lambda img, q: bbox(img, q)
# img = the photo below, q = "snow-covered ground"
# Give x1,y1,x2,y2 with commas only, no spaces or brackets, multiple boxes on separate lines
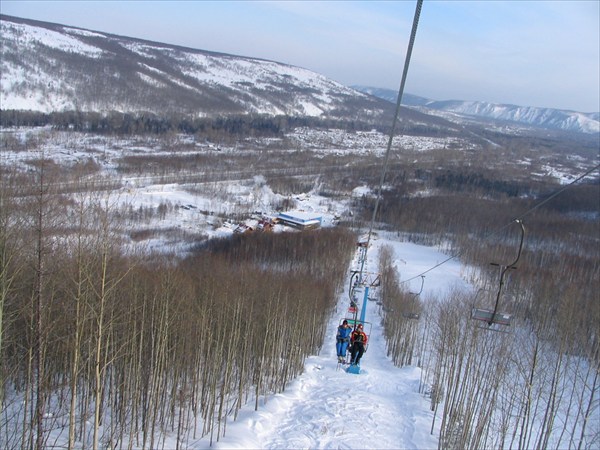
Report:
2,126,593,191
2,126,597,448
3,148,472,448
167,234,467,449
3,126,474,447
125,175,472,449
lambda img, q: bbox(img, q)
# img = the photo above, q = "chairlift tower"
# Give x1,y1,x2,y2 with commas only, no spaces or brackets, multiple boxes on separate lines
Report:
342,0,423,372
350,236,380,327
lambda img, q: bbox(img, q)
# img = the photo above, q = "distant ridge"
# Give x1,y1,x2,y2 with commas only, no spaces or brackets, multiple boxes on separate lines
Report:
352,85,599,135
350,86,431,107
2,13,597,135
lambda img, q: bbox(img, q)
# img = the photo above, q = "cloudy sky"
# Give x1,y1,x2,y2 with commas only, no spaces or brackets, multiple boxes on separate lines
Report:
2,0,598,112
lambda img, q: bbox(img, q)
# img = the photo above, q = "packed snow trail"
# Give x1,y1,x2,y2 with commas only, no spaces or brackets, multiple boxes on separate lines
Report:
208,236,452,450
212,299,438,449
242,320,437,449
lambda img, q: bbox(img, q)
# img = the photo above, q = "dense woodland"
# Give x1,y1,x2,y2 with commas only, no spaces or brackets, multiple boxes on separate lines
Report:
0,110,384,138
1,122,599,449
0,175,356,448
372,173,598,449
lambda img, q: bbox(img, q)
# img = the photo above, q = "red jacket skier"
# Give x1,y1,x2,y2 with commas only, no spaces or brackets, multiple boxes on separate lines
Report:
350,324,368,365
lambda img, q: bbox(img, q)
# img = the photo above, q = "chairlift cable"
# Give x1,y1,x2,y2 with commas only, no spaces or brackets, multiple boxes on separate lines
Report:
358,0,424,283
343,1,423,373
399,162,600,285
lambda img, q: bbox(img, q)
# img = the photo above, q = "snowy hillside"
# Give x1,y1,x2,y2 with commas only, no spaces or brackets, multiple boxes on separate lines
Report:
1,121,598,449
353,85,600,135
0,123,489,449
211,236,466,449
5,13,597,137
0,14,393,121
425,100,600,134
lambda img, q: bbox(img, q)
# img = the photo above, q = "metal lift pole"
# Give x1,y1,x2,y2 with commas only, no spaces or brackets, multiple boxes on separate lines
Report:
360,286,369,325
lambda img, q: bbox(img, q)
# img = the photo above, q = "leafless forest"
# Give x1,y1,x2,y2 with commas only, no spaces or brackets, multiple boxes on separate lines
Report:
1,123,598,449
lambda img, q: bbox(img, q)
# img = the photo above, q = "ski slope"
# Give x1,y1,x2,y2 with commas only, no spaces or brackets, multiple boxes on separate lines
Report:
196,234,472,450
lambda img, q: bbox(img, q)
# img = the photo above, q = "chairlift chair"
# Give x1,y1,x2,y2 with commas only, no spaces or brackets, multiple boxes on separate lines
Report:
336,318,372,367
337,319,372,346
471,308,511,326
472,220,525,331
403,312,421,320
402,275,424,320
342,318,372,374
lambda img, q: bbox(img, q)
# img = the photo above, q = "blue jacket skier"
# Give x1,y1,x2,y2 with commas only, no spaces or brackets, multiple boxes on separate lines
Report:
336,320,352,362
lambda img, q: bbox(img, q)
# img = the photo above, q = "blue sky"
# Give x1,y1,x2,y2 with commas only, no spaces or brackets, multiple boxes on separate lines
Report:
2,0,599,112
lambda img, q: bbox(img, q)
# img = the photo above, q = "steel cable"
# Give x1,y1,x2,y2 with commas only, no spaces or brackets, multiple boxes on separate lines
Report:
358,0,424,281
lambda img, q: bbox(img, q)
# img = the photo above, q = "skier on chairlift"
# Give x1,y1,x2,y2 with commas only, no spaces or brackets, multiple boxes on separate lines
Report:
350,323,368,365
336,320,352,363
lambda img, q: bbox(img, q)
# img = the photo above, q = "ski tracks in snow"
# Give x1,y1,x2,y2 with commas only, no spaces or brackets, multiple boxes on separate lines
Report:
213,238,440,449
257,309,434,449
214,301,437,449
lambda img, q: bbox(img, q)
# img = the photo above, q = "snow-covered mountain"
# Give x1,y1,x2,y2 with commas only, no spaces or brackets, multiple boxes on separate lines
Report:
353,85,600,135
3,13,597,137
351,86,431,107
0,14,399,122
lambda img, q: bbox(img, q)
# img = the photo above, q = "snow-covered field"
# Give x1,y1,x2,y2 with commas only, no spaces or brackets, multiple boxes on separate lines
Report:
1,126,481,449
111,175,475,449
2,125,598,449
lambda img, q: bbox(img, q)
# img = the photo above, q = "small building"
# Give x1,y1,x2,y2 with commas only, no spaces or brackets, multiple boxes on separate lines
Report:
233,224,253,234
277,211,322,230
257,217,275,232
